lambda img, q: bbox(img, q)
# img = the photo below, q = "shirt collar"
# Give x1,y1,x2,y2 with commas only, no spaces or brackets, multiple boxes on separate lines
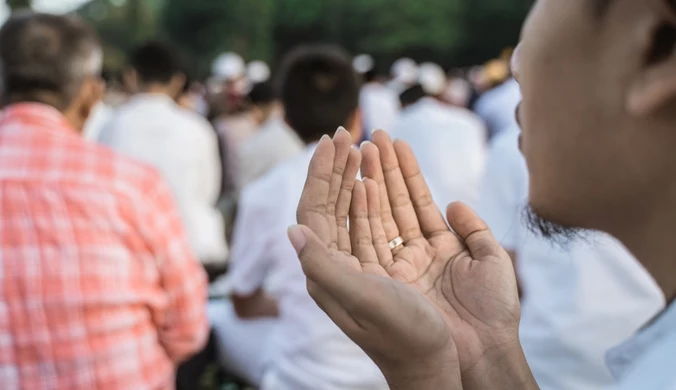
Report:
1,102,75,133
606,300,676,380
128,92,177,107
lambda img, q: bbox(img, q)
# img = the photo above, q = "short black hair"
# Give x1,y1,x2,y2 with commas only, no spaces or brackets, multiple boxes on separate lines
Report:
0,12,101,110
248,81,276,106
129,40,184,85
399,84,427,107
278,44,360,143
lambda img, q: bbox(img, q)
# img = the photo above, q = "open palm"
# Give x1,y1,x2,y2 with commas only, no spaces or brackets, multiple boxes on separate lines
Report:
292,130,521,388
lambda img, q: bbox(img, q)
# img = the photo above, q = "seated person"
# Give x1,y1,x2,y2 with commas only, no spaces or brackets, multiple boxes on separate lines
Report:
236,81,304,190
99,41,228,266
208,45,387,390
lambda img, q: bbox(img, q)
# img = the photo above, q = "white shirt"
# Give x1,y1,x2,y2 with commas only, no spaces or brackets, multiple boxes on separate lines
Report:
478,129,665,390
390,97,487,209
83,101,113,142
229,145,386,390
237,115,304,190
99,93,228,265
360,82,401,133
607,302,676,389
474,78,521,139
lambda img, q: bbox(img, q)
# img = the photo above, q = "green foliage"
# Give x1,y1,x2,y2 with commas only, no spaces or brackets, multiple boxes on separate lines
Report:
7,0,31,10
81,0,532,79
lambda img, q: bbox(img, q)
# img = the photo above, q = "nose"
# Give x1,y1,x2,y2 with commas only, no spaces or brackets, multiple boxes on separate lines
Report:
511,44,522,83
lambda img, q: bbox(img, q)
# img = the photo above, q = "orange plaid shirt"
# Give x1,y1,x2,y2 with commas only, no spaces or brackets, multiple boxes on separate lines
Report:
0,103,209,389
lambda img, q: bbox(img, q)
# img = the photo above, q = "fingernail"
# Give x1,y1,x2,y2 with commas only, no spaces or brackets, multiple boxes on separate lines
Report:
360,140,372,148
320,134,331,142
337,126,347,133
287,225,307,254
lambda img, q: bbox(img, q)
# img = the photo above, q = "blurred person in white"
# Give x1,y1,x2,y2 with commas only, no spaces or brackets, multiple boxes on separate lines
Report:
208,44,386,390
99,41,227,266
387,57,418,94
391,62,486,210
212,53,258,157
236,81,303,190
474,62,521,140
355,54,400,134
477,128,664,390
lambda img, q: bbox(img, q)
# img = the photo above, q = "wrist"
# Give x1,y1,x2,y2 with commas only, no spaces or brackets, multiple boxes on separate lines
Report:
380,350,462,390
462,339,539,390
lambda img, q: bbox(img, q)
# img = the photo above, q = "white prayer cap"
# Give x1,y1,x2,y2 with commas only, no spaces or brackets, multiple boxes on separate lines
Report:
212,52,246,80
391,58,418,85
353,54,375,74
418,62,447,96
247,60,271,83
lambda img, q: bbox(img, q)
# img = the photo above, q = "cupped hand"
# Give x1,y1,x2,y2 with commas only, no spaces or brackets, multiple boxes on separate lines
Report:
291,129,526,389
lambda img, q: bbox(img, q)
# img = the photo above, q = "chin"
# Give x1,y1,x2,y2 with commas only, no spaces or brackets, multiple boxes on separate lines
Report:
526,197,586,244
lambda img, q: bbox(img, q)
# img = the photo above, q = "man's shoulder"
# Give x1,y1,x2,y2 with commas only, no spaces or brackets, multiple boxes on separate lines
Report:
241,147,311,211
81,140,166,197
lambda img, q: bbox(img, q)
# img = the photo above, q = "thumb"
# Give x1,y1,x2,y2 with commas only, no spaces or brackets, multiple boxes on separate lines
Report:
446,202,503,259
288,224,368,309
288,224,337,284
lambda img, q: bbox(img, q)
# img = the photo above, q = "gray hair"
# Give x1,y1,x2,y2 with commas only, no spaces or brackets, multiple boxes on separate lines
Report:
0,12,102,110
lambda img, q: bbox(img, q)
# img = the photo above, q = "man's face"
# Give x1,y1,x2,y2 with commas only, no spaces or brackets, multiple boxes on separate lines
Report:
515,0,676,234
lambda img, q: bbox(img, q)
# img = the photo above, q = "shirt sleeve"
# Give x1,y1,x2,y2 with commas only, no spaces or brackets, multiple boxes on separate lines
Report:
227,184,275,296
140,172,209,364
476,132,527,250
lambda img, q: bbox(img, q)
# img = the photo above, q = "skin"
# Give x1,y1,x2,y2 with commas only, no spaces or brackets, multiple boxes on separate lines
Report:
42,76,104,133
291,0,676,388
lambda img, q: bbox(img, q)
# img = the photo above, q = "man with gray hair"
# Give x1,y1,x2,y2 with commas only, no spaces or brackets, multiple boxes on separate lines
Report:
0,12,209,389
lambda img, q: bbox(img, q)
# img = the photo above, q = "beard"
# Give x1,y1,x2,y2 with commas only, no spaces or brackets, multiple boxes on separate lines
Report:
523,205,587,245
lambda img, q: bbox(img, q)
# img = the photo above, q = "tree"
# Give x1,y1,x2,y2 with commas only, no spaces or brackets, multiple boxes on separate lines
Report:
7,0,31,10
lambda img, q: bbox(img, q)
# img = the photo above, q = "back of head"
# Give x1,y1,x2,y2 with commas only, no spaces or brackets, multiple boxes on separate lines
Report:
248,81,276,107
278,44,360,143
0,12,102,111
400,84,427,108
129,41,185,88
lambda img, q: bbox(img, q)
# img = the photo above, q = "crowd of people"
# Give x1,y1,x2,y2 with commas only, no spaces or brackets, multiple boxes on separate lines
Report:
0,3,673,390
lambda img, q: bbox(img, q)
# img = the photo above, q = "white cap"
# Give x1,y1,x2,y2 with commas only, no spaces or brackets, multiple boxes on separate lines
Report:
212,52,246,80
418,62,447,96
247,60,271,83
353,54,375,74
391,58,418,85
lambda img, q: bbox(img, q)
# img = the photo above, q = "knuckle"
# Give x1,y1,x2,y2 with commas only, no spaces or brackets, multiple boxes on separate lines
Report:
412,193,434,209
391,192,412,208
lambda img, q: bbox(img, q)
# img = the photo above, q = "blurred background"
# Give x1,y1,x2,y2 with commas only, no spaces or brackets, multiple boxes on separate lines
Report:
2,0,531,80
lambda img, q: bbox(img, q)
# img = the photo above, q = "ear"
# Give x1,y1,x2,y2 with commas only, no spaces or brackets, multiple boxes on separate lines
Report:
80,78,105,120
168,73,187,100
626,1,676,116
123,68,138,93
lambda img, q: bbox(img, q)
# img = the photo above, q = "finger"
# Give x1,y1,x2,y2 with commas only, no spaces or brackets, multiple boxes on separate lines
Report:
327,128,354,249
349,180,380,266
297,135,335,245
360,140,400,241
364,178,395,269
371,130,423,241
336,147,362,253
446,202,504,260
393,140,449,238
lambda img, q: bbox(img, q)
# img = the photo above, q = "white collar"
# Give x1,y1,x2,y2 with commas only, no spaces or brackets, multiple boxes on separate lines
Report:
606,300,674,380
128,93,176,107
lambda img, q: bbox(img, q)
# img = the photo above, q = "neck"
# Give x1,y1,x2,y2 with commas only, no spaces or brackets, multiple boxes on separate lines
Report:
139,85,175,99
612,196,676,301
